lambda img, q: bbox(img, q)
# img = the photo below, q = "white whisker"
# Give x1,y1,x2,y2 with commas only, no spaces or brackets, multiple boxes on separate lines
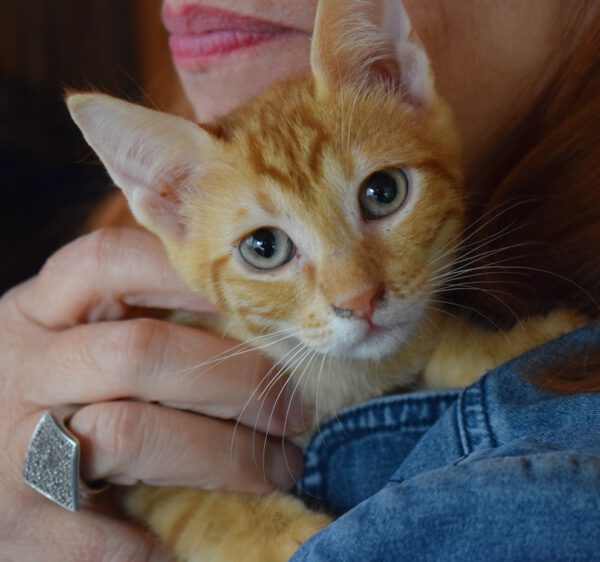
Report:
279,349,321,481
161,328,296,381
228,339,306,470
261,345,315,479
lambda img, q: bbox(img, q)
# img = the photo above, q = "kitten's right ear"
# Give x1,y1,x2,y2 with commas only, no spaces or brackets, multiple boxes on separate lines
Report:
311,0,434,108
67,93,213,243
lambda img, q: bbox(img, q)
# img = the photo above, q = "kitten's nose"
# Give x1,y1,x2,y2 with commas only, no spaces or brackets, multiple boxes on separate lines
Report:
332,284,384,321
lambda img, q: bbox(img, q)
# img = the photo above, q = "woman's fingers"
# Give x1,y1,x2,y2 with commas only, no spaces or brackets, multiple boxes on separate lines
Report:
14,228,215,329
6,498,171,562
27,319,305,436
69,401,303,494
4,224,305,508
1,224,305,559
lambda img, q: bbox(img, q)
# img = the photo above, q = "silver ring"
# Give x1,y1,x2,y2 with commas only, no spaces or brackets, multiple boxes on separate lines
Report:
23,409,108,511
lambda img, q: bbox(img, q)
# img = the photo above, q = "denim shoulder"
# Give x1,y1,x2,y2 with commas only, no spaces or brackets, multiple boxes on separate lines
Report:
293,321,600,561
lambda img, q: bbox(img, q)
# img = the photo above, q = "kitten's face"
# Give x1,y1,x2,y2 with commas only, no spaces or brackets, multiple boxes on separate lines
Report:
174,81,463,360
68,0,464,362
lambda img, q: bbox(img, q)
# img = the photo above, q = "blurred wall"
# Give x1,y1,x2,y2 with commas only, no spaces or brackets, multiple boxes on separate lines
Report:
0,0,170,293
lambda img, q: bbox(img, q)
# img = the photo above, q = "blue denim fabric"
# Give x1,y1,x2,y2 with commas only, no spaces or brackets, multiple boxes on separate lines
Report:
292,322,600,561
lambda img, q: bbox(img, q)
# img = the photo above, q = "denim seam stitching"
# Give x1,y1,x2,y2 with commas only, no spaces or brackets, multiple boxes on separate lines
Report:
334,391,460,419
457,391,472,455
479,376,498,449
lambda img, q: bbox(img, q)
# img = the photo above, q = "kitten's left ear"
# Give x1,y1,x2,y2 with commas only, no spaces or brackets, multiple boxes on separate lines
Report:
67,93,214,243
311,0,434,107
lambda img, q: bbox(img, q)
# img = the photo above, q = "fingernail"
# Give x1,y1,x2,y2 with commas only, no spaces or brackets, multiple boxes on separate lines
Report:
267,444,304,490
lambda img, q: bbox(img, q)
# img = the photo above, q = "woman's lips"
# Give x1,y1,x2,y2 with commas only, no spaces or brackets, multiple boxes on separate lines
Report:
162,4,300,69
168,29,295,68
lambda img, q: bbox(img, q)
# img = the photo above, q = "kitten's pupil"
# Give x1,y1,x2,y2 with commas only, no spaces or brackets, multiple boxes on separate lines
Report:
366,172,397,204
359,168,409,219
249,228,276,258
240,227,295,270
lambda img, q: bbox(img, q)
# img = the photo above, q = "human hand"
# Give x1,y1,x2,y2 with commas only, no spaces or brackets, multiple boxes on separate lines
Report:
1,227,304,561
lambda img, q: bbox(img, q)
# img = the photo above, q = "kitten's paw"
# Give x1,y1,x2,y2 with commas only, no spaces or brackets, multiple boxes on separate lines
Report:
531,308,588,339
422,309,589,390
125,485,332,562
261,507,333,562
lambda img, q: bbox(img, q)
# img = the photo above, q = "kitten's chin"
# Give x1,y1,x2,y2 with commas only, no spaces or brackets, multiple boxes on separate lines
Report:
322,323,415,361
323,299,428,361
348,324,414,360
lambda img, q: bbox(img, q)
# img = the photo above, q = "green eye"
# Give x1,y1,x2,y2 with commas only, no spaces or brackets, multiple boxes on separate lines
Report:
239,227,295,270
359,168,409,220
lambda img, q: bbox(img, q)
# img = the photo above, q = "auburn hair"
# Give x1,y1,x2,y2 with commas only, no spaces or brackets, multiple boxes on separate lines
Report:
454,3,600,391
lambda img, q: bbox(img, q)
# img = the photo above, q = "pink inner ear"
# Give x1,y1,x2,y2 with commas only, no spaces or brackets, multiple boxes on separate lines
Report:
149,171,190,205
132,188,188,242
114,159,195,243
106,145,199,243
115,165,185,205
311,0,433,107
373,58,403,93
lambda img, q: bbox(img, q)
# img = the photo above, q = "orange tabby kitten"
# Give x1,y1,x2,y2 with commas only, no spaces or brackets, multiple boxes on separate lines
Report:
67,0,583,559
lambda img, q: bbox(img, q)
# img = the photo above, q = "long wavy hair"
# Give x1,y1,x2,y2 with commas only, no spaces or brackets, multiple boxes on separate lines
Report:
453,2,600,391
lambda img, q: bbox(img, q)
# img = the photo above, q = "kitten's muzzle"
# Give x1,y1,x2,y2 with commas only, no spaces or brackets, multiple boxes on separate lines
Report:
331,284,385,322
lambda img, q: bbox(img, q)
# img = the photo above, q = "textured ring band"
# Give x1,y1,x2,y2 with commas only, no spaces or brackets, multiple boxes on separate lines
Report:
23,409,108,511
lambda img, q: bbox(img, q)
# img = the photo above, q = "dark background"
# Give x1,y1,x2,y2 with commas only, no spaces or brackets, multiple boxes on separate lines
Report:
0,0,170,293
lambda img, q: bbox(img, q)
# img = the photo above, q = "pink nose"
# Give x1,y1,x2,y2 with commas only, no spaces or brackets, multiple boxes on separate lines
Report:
332,284,384,320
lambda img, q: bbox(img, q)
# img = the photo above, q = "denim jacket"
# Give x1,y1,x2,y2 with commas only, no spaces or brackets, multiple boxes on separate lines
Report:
292,322,600,561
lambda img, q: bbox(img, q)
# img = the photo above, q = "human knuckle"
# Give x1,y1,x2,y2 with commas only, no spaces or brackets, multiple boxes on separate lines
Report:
0,319,49,400
45,230,102,272
37,247,71,286
37,229,117,287
84,227,125,264
120,319,169,369
57,329,103,376
86,403,145,464
0,284,21,312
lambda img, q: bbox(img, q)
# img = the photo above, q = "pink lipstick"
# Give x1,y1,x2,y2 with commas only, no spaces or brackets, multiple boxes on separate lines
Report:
162,4,300,70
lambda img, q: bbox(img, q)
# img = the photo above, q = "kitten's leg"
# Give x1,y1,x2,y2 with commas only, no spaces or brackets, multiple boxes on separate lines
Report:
125,485,332,562
423,309,587,389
